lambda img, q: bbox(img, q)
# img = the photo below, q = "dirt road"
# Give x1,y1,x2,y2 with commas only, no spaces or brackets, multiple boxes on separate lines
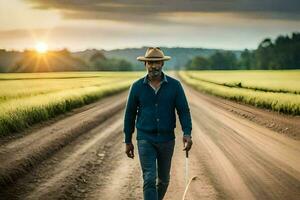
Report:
0,75,299,200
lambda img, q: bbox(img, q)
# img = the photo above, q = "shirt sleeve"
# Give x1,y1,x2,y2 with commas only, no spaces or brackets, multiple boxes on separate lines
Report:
175,81,192,136
123,83,138,143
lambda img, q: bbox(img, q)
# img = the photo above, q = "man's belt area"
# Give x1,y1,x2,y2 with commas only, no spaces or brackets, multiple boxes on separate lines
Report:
139,128,174,134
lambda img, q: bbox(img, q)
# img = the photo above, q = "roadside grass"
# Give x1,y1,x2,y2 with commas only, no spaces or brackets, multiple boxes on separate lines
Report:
183,70,300,94
0,71,144,136
179,70,300,115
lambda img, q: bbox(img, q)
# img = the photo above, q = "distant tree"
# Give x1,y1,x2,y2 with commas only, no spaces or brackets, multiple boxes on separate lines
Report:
255,38,275,69
58,48,71,57
90,52,106,62
238,49,254,69
118,59,133,71
90,53,133,71
291,33,300,68
186,51,237,70
185,56,210,70
210,51,237,69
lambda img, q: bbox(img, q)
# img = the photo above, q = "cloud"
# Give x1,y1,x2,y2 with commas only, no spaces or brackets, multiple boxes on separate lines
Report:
1,1,299,50
1,19,298,51
24,0,300,24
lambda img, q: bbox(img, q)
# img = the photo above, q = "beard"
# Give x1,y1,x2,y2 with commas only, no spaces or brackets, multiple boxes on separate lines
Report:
149,68,161,78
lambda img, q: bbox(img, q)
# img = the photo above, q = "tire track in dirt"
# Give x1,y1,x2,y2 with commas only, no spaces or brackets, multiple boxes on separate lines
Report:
88,137,143,200
0,110,125,199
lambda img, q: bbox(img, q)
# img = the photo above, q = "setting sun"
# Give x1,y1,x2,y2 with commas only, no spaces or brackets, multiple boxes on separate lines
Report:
35,42,48,54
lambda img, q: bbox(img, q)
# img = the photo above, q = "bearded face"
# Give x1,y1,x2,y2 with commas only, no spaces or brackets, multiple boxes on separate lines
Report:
145,61,164,78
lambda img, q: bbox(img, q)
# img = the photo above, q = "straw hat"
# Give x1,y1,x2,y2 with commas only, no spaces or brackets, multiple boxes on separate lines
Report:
137,47,171,61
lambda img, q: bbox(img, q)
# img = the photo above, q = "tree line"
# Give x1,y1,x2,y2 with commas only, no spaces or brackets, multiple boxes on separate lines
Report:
89,52,132,71
186,32,300,70
0,49,133,72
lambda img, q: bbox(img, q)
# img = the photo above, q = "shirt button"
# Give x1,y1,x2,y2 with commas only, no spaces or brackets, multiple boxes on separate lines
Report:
157,118,160,122
155,103,158,106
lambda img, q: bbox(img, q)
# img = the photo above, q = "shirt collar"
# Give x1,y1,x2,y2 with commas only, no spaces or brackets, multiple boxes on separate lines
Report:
143,71,168,84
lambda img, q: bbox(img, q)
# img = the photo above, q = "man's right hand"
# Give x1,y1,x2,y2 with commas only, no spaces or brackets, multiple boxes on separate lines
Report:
183,135,193,152
125,143,134,159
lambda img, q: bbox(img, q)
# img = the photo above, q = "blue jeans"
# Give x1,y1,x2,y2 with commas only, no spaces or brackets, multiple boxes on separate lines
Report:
137,139,175,200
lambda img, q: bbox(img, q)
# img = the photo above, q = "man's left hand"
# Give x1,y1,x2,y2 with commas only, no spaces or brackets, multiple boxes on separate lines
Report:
183,135,193,152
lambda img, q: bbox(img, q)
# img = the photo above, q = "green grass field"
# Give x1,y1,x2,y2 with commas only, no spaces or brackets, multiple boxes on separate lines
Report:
0,71,144,136
179,70,300,115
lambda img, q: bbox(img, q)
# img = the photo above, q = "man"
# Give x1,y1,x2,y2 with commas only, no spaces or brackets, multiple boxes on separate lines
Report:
123,47,193,200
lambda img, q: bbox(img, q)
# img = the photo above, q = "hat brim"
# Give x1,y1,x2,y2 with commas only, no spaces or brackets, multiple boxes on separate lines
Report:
137,56,171,61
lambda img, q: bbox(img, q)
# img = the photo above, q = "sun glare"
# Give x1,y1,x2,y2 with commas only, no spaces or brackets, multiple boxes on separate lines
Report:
35,42,48,54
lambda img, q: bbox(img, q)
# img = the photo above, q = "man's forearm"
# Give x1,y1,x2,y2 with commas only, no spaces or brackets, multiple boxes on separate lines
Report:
176,82,192,137
123,116,135,143
179,110,192,136
124,131,133,144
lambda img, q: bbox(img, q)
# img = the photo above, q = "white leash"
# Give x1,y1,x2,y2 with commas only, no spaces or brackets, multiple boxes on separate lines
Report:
185,150,189,186
182,147,198,200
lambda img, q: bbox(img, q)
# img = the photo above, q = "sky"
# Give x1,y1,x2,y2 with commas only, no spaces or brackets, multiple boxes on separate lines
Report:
0,0,299,51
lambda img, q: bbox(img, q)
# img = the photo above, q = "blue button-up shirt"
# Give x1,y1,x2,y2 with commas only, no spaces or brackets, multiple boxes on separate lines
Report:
123,71,192,143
